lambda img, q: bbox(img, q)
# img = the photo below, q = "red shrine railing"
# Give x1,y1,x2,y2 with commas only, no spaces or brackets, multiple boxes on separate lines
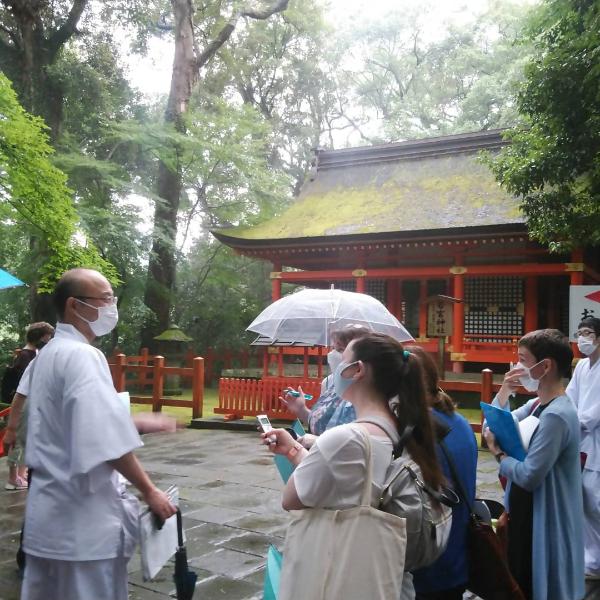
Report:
216,369,534,431
217,377,322,420
108,353,205,418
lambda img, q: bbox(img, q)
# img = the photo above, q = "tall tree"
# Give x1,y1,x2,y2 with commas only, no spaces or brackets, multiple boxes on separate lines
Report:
338,0,532,142
141,0,290,348
0,72,118,293
488,0,600,252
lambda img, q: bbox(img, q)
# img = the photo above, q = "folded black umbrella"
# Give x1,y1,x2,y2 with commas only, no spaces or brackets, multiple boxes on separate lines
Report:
173,509,197,600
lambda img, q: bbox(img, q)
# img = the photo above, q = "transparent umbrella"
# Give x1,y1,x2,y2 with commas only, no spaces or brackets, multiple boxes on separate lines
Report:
247,288,413,346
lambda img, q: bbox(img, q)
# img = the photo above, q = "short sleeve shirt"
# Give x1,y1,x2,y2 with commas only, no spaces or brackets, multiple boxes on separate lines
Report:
294,423,393,509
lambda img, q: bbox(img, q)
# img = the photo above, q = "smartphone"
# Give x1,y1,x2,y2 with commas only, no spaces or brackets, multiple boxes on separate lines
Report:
257,414,277,444
283,388,313,401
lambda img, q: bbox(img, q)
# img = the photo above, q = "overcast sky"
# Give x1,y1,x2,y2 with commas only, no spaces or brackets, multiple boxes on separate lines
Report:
125,0,536,99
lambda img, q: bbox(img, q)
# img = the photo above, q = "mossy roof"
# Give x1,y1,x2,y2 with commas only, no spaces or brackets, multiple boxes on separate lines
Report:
213,130,523,243
153,325,193,342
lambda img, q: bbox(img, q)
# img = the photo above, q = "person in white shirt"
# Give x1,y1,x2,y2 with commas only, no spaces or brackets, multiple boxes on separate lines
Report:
566,316,600,581
261,333,445,599
20,268,176,600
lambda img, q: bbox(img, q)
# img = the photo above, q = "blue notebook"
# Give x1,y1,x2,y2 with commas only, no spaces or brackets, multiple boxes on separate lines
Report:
480,402,527,461
273,419,306,483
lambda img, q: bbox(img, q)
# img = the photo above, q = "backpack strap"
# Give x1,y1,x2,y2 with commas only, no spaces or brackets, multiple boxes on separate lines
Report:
355,415,413,456
438,440,473,513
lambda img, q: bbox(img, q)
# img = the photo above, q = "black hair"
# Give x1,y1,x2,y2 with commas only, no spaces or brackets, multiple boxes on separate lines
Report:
350,333,444,491
406,345,456,415
518,329,573,379
578,316,600,337
26,322,54,345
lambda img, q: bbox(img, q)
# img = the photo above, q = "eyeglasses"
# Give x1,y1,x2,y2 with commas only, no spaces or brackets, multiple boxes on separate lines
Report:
576,329,595,338
75,295,118,305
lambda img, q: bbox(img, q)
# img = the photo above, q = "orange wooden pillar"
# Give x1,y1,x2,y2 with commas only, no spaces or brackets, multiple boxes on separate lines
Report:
271,262,282,301
418,280,428,339
152,356,164,412
354,269,366,293
570,249,585,357
524,276,538,333
191,357,204,418
451,262,465,373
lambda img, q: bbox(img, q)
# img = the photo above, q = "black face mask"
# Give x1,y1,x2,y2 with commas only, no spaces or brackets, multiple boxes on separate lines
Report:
37,341,47,350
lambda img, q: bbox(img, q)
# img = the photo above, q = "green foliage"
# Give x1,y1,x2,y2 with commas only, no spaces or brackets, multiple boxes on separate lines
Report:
488,0,600,251
175,238,272,351
0,73,118,291
339,0,533,142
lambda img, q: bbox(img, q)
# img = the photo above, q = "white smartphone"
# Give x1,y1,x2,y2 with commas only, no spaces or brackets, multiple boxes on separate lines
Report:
257,414,276,444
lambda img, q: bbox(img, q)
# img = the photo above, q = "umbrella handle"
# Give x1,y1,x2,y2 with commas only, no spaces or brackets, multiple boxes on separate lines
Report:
176,508,184,547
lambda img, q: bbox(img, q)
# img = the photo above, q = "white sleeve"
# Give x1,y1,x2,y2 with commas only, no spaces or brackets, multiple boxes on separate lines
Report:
565,361,582,410
64,347,141,476
16,359,34,396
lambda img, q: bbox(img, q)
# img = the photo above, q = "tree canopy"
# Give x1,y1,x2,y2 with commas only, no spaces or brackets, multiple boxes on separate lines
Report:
489,0,600,252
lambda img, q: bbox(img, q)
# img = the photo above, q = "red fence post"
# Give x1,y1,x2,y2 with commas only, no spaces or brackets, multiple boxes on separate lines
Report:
191,357,204,419
139,348,149,388
114,354,126,392
152,356,164,412
480,368,494,447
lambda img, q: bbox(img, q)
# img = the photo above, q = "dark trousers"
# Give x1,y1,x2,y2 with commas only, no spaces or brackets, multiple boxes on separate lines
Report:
416,587,466,600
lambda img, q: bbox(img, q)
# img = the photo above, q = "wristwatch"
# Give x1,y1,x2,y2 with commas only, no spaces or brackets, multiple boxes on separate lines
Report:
494,451,506,464
286,443,302,460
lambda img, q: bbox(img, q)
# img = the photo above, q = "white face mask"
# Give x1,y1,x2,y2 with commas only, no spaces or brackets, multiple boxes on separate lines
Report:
577,336,597,356
75,299,119,337
327,349,343,374
515,360,545,392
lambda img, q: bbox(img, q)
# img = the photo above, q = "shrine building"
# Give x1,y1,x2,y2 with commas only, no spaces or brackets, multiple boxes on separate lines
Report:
212,130,600,373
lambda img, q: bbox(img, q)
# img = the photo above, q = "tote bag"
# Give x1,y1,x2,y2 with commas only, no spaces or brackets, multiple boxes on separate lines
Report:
279,429,407,600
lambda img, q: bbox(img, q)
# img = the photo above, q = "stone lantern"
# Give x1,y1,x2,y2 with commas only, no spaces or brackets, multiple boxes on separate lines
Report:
153,324,193,395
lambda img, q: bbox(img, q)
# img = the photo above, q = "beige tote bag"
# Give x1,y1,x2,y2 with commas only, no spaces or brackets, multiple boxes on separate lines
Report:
279,428,407,600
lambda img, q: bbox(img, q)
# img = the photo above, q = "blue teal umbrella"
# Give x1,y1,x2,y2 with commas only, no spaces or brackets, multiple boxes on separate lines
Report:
0,269,24,290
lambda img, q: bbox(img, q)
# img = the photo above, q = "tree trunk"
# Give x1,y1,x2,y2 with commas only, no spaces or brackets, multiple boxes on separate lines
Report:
141,0,197,350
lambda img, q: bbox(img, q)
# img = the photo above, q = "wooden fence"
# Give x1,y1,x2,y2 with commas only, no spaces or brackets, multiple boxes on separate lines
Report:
109,353,205,418
217,369,532,431
217,377,323,420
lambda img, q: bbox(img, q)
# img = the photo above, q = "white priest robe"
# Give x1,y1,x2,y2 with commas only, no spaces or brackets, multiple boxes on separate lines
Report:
21,322,142,600
567,357,600,576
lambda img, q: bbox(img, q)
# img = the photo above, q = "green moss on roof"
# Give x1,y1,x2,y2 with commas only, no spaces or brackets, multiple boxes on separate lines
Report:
153,325,193,342
219,151,523,240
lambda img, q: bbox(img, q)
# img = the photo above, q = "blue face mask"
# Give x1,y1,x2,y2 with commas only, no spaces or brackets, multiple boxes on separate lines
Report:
333,360,359,398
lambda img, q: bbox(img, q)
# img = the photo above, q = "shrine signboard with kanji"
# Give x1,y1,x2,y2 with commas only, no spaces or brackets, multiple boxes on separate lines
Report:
427,299,453,337
569,286,600,341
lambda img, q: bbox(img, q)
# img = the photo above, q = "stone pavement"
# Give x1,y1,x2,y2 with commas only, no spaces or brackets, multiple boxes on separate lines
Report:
0,428,504,600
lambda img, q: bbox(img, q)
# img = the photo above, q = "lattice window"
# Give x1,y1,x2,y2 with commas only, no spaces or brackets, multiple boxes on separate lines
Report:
465,277,524,343
366,279,387,304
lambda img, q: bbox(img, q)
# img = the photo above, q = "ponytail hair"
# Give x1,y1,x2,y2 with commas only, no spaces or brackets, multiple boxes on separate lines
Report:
350,333,445,492
405,345,456,415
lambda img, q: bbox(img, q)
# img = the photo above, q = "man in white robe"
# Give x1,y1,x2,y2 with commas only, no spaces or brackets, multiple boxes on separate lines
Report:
21,268,176,600
567,316,600,588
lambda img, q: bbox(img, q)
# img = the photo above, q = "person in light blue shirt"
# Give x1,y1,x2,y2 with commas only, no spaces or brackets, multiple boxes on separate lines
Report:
484,329,584,600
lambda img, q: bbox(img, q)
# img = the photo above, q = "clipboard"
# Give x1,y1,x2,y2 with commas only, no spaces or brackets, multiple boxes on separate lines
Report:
139,485,180,580
273,419,306,483
481,403,530,461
